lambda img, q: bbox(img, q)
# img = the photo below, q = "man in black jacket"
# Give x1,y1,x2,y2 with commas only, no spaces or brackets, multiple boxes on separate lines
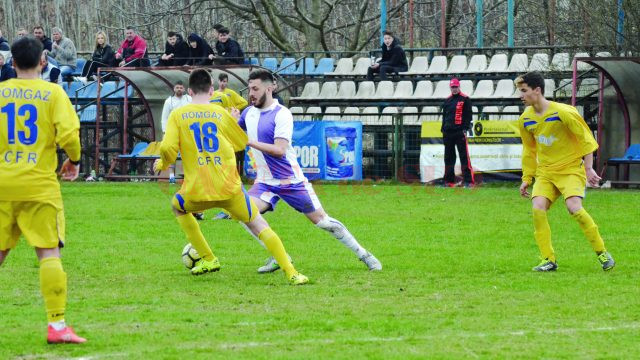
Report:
215,28,244,65
33,26,53,52
159,32,190,66
366,30,408,81
440,78,474,187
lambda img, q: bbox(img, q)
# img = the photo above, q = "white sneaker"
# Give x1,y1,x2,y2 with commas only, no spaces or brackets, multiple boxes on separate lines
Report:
75,76,88,85
257,255,293,274
359,252,382,271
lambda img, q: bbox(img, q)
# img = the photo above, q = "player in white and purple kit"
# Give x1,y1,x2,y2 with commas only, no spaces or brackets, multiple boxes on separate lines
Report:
234,69,381,273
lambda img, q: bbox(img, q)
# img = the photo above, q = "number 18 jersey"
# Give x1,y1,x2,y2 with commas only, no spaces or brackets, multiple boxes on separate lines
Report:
0,78,80,201
161,103,248,201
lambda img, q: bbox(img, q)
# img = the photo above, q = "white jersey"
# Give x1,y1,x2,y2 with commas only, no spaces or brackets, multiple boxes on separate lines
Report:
161,94,192,133
239,101,307,186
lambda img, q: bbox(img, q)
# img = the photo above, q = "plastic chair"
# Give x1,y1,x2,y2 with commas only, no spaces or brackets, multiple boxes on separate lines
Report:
419,106,440,122
528,53,550,72
261,58,278,72
305,106,322,121
473,80,494,98
446,55,468,73
361,107,380,125
550,53,570,71
374,81,394,98
401,107,420,125
295,82,320,99
341,107,360,121
465,54,488,73
119,142,149,158
400,56,428,75
426,56,448,74
317,81,338,98
412,80,433,99
393,81,414,98
323,107,342,121
78,105,97,122
459,80,474,97
484,54,508,73
354,81,376,99
351,57,372,76
277,57,296,75
431,80,451,98
71,58,87,76
312,58,334,75
336,81,356,98
507,53,528,72
500,106,521,120
294,58,316,75
327,58,353,75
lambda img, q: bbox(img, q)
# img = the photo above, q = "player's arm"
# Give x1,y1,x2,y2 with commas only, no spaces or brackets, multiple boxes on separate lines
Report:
156,113,179,171
519,119,537,197
231,90,248,110
54,91,81,180
218,110,248,152
563,107,599,156
248,138,288,157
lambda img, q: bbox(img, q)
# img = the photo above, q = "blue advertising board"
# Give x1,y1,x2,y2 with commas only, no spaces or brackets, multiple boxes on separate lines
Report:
244,121,362,181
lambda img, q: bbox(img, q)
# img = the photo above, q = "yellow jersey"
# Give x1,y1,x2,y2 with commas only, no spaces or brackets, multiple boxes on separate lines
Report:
220,88,248,111
209,91,232,111
158,103,247,201
519,101,598,183
0,78,80,201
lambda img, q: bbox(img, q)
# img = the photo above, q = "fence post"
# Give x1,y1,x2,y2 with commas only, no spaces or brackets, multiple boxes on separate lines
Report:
393,113,404,182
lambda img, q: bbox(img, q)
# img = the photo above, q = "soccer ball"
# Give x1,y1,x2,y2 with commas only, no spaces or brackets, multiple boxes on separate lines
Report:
181,243,201,269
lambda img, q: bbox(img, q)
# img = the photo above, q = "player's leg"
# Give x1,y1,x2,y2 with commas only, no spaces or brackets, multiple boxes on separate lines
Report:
442,133,457,186
560,171,614,270
17,200,86,343
0,201,18,266
171,194,219,275
455,132,474,186
530,177,560,271
224,190,307,284
0,249,9,265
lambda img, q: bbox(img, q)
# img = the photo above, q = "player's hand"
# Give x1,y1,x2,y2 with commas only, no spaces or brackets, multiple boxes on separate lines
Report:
230,107,240,119
519,181,530,198
153,159,164,173
59,159,79,181
586,168,601,188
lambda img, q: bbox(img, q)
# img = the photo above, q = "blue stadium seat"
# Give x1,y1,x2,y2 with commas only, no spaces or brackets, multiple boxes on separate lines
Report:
65,81,84,97
293,58,316,75
118,142,149,158
277,57,296,75
80,82,98,99
310,58,334,75
71,58,86,76
261,58,278,72
249,57,259,66
78,105,96,123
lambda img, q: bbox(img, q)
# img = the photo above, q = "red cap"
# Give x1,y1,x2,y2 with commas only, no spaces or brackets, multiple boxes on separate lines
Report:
449,78,460,87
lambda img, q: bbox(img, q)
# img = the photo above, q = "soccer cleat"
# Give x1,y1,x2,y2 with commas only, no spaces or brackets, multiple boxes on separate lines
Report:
532,259,558,272
192,212,205,221
597,251,615,271
288,272,309,285
47,325,87,344
359,252,382,271
257,256,280,273
191,258,221,275
212,211,231,220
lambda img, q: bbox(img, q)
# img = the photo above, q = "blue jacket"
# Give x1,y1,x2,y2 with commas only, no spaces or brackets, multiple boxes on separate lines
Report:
0,63,16,82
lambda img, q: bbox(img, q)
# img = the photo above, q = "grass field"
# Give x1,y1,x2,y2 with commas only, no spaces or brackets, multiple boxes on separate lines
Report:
1,182,638,359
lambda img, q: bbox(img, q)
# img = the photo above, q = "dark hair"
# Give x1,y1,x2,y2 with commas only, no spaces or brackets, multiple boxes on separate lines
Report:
189,69,212,94
218,73,228,81
32,25,44,32
11,36,43,69
248,69,274,84
167,31,177,38
218,28,230,35
213,24,224,31
126,26,135,31
175,80,184,86
383,30,394,37
515,71,545,94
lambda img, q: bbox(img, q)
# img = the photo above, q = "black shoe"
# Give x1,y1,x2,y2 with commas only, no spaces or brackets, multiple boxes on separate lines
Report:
193,212,205,221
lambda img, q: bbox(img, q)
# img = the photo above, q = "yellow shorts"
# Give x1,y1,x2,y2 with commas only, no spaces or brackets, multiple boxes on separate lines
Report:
171,189,258,223
532,164,587,203
0,199,65,251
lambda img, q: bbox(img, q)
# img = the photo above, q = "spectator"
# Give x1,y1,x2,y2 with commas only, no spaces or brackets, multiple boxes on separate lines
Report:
440,78,474,187
16,28,28,38
40,53,62,84
366,30,408,81
0,53,16,82
186,33,214,66
160,81,192,134
115,26,149,67
33,26,53,52
80,30,116,82
49,27,77,80
215,28,244,65
0,30,9,51
159,32,190,66
272,78,284,105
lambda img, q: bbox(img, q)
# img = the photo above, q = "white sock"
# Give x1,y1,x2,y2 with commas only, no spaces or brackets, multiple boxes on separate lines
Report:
49,320,66,330
239,222,266,249
316,216,367,258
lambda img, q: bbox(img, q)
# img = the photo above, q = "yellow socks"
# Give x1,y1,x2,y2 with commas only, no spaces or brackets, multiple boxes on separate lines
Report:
39,257,67,323
533,208,555,262
258,227,295,277
176,213,215,261
572,208,606,253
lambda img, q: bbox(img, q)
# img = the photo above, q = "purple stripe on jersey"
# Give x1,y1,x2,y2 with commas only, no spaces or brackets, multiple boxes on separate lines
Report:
238,107,249,131
257,105,295,179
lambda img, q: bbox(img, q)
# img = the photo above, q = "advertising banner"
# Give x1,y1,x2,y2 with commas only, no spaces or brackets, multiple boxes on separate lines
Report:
420,120,523,183
245,121,362,181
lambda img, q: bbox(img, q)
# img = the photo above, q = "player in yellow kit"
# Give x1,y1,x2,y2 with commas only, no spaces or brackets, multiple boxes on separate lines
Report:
515,71,614,272
209,73,248,112
0,36,86,343
154,68,308,285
